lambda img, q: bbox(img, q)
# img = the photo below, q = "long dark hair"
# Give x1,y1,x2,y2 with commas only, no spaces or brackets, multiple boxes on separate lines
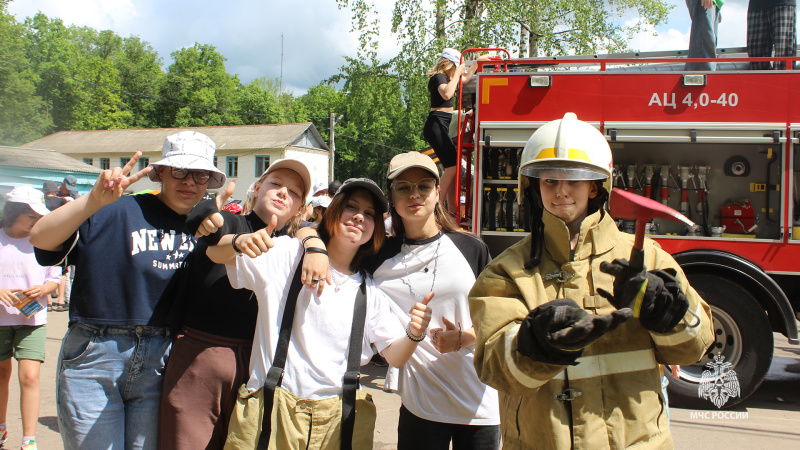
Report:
524,179,608,269
0,202,34,229
318,188,386,272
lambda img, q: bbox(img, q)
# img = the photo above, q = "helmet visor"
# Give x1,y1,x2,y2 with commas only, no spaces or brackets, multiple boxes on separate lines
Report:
520,162,608,181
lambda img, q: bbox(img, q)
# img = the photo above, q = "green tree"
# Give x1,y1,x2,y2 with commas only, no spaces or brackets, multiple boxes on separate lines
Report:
296,83,345,141
113,36,166,128
23,12,132,132
158,43,242,127
327,57,423,184
0,1,51,145
234,77,282,125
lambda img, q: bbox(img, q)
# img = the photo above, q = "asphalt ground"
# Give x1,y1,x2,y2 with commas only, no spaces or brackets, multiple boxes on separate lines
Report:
6,312,799,449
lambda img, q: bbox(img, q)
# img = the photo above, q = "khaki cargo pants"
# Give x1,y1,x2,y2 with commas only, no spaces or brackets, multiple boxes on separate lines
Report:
224,384,377,450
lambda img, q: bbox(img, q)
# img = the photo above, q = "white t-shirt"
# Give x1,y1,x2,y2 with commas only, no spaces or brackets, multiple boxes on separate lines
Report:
227,236,404,399
0,229,61,326
371,231,500,426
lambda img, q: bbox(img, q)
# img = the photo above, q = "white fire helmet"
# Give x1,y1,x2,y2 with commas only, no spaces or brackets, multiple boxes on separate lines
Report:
517,112,613,203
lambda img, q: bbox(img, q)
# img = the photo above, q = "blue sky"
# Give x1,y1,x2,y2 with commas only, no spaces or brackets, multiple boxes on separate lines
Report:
7,0,768,94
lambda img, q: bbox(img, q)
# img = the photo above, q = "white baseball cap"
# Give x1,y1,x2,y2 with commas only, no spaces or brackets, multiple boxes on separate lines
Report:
436,48,461,65
311,196,331,209
5,185,50,216
311,182,328,196
148,131,227,189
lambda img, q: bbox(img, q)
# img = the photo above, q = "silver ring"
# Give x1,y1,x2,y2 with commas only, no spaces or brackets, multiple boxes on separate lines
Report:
433,330,439,342
311,279,319,284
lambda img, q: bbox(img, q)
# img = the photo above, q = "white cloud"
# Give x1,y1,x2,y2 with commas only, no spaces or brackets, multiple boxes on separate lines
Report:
9,0,139,30
7,0,797,94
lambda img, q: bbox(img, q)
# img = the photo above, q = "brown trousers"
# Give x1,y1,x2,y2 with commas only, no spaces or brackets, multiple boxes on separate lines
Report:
159,326,252,450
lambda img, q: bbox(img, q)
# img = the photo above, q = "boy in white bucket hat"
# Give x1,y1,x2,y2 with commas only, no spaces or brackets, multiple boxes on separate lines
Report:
149,130,226,189
29,131,224,449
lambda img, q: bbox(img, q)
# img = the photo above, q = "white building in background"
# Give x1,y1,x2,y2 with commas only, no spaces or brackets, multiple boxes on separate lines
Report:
19,122,330,202
0,145,102,201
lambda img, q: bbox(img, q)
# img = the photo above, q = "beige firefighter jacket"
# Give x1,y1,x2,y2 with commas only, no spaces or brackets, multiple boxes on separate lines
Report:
469,209,714,449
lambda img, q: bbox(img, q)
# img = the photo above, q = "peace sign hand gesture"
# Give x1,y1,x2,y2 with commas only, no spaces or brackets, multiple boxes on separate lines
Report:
89,151,152,208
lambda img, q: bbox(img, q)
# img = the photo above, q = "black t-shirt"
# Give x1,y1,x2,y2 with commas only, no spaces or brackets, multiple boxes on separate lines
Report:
749,0,795,12
174,211,269,340
429,73,453,108
34,194,194,326
44,195,67,211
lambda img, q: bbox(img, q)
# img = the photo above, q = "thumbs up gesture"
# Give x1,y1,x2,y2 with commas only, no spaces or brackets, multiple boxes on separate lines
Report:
234,215,278,258
195,180,236,237
407,292,434,341
428,317,463,354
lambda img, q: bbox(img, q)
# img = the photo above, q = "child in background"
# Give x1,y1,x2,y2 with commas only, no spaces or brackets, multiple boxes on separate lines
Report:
0,186,61,450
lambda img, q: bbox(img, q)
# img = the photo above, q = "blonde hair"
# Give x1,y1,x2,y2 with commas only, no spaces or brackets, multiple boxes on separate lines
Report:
427,58,455,78
243,169,308,225
240,180,260,215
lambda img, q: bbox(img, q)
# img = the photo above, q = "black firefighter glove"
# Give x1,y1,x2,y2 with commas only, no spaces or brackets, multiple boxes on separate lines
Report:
517,298,633,366
598,257,690,333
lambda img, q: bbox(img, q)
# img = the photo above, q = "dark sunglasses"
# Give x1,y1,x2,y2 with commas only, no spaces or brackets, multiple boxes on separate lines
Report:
170,167,213,185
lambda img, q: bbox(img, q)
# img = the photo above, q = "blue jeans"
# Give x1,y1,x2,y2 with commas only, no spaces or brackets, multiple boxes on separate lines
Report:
686,0,720,71
56,323,172,450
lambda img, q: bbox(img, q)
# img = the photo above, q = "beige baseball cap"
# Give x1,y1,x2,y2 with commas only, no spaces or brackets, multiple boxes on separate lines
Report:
259,158,312,199
387,151,440,180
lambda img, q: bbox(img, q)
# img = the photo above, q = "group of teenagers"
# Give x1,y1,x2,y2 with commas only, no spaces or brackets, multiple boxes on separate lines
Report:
0,41,716,450
4,43,715,450
9,128,496,450
1,109,716,450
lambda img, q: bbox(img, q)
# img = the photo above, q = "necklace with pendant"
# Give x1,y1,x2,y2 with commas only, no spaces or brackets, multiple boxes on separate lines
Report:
400,233,441,299
331,267,350,293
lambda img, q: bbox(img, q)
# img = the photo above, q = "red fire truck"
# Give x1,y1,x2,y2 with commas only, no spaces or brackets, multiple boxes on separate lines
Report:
455,48,800,409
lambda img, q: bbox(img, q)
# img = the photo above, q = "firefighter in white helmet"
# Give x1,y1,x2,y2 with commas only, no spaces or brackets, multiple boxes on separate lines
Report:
469,113,714,449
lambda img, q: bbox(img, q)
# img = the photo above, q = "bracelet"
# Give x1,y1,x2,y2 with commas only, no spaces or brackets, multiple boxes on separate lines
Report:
455,321,462,352
302,235,323,247
304,247,329,256
405,323,425,342
231,234,243,254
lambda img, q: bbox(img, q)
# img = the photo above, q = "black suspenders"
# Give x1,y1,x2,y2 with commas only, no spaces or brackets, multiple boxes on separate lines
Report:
256,256,367,450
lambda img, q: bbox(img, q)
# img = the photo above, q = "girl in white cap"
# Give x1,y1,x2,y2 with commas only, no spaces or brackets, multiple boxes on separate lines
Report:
29,131,225,449
424,48,489,216
0,186,61,450
160,158,315,450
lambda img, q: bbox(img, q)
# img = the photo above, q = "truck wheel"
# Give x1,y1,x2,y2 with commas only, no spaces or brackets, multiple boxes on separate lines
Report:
664,273,773,409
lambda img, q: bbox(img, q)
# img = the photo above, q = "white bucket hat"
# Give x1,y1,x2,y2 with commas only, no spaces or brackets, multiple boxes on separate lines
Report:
149,131,226,189
436,48,462,65
5,185,50,216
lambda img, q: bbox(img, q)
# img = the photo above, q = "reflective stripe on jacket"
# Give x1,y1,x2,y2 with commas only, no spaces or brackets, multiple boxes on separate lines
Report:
469,209,714,449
